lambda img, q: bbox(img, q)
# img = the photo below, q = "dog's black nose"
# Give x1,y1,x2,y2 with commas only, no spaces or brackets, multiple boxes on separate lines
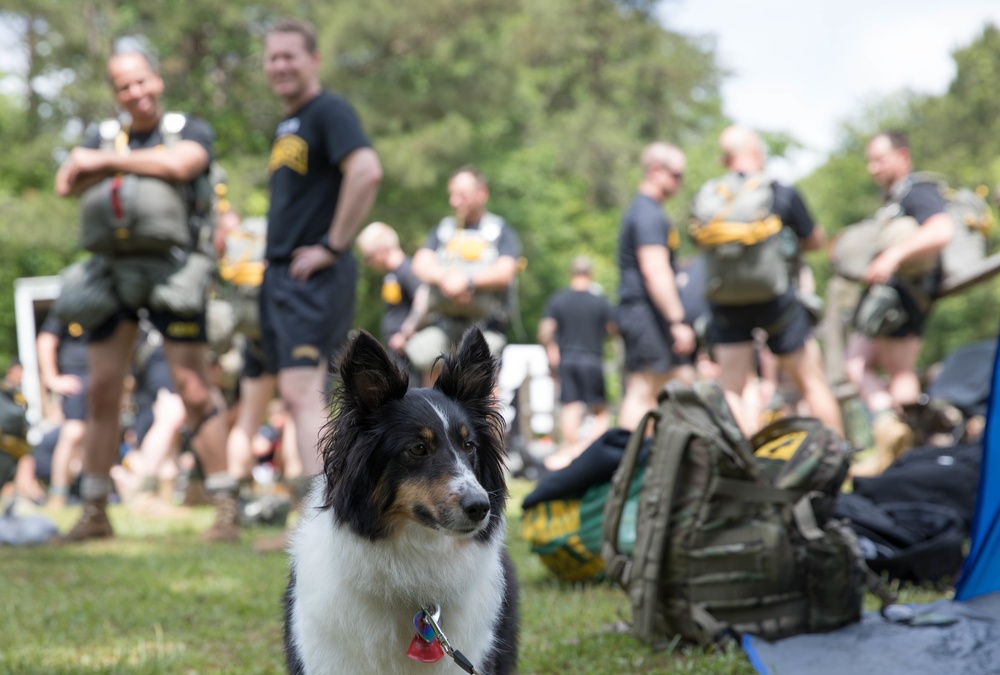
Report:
462,496,491,522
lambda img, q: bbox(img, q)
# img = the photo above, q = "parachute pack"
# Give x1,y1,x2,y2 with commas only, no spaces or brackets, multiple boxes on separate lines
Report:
57,114,223,330
832,173,995,294
0,387,30,488
689,172,787,304
210,215,268,346
80,113,217,256
426,212,513,321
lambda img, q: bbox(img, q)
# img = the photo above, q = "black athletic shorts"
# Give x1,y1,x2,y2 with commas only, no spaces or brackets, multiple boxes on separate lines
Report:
558,353,606,406
133,355,175,446
242,336,268,379
708,291,812,355
617,300,693,374
91,308,207,344
61,372,89,421
260,255,357,373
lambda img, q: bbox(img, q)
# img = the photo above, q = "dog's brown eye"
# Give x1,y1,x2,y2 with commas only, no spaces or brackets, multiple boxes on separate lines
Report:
409,443,428,457
463,440,477,453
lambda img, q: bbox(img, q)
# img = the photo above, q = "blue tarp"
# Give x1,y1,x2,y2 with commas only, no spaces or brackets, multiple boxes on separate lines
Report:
955,331,1000,601
744,334,1000,673
743,594,1000,675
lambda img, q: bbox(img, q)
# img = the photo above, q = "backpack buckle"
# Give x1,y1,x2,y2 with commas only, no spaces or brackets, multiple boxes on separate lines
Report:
605,554,632,586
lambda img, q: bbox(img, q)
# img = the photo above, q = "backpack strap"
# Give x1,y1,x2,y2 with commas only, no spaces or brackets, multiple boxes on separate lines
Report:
628,422,696,637
602,407,661,587
160,112,188,147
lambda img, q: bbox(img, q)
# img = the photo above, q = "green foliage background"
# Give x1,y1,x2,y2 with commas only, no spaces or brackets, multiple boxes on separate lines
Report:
1,4,999,371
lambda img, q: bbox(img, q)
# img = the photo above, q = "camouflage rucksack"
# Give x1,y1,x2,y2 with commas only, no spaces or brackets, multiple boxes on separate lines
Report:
602,380,865,646
689,172,787,304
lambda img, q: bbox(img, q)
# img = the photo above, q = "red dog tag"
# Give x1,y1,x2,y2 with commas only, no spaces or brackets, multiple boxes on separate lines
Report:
406,634,446,663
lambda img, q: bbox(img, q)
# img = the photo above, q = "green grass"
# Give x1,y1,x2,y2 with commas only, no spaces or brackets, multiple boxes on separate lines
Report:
0,481,948,674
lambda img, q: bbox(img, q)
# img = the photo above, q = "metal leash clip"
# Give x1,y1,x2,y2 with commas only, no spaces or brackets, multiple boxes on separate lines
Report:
419,604,481,674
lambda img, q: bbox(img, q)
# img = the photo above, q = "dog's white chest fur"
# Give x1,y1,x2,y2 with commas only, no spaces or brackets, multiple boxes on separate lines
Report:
288,490,509,675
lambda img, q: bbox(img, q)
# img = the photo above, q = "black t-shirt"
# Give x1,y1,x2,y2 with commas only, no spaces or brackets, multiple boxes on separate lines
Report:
39,314,89,376
543,288,613,359
266,92,372,261
617,193,679,304
771,183,816,240
900,180,949,224
82,114,214,216
379,257,423,342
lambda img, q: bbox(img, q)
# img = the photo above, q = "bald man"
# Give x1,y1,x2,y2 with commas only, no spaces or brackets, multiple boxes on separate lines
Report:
409,166,521,384
615,142,697,432
699,125,842,437
356,221,427,383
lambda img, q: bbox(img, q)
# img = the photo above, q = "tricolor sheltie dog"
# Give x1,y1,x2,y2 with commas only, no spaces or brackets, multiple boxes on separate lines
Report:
283,328,519,674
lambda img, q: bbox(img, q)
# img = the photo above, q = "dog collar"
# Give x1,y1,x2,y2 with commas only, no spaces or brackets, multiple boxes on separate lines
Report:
406,604,480,674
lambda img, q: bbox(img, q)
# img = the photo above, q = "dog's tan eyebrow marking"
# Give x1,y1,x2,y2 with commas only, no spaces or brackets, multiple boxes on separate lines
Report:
419,427,435,444
459,425,469,440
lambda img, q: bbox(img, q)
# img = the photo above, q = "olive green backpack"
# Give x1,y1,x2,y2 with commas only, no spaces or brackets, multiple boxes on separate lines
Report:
601,380,866,646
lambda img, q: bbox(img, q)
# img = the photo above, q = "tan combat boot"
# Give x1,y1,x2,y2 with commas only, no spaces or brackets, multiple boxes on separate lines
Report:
870,411,914,474
201,489,240,543
58,497,114,543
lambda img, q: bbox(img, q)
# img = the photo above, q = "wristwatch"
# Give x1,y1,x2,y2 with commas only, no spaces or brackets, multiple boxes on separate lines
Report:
319,233,343,257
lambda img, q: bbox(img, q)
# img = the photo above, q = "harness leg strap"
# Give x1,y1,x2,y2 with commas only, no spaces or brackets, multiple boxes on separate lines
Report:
181,405,220,448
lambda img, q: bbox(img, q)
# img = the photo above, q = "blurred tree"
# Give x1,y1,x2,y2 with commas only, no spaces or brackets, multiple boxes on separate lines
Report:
0,0,725,360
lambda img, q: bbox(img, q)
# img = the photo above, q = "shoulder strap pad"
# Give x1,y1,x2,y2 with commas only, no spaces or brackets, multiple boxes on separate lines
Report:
160,112,188,147
435,216,457,242
478,212,505,241
97,119,124,152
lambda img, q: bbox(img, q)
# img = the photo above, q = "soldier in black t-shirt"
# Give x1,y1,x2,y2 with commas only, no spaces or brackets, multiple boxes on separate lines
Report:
36,314,89,506
700,126,841,438
847,130,956,476
260,19,382,518
356,221,427,386
616,142,697,432
54,41,239,543
538,256,617,470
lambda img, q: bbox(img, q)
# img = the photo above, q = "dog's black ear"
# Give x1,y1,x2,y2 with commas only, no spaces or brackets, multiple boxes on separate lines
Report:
435,326,497,404
338,330,409,414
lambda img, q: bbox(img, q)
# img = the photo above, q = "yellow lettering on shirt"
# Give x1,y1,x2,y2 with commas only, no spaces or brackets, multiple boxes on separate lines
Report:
382,277,403,305
268,135,309,175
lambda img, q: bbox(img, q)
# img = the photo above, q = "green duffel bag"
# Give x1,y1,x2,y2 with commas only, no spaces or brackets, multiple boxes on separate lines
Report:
80,174,192,255
522,465,645,583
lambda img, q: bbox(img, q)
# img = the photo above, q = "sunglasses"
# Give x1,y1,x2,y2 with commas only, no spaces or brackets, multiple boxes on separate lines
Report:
657,164,684,181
